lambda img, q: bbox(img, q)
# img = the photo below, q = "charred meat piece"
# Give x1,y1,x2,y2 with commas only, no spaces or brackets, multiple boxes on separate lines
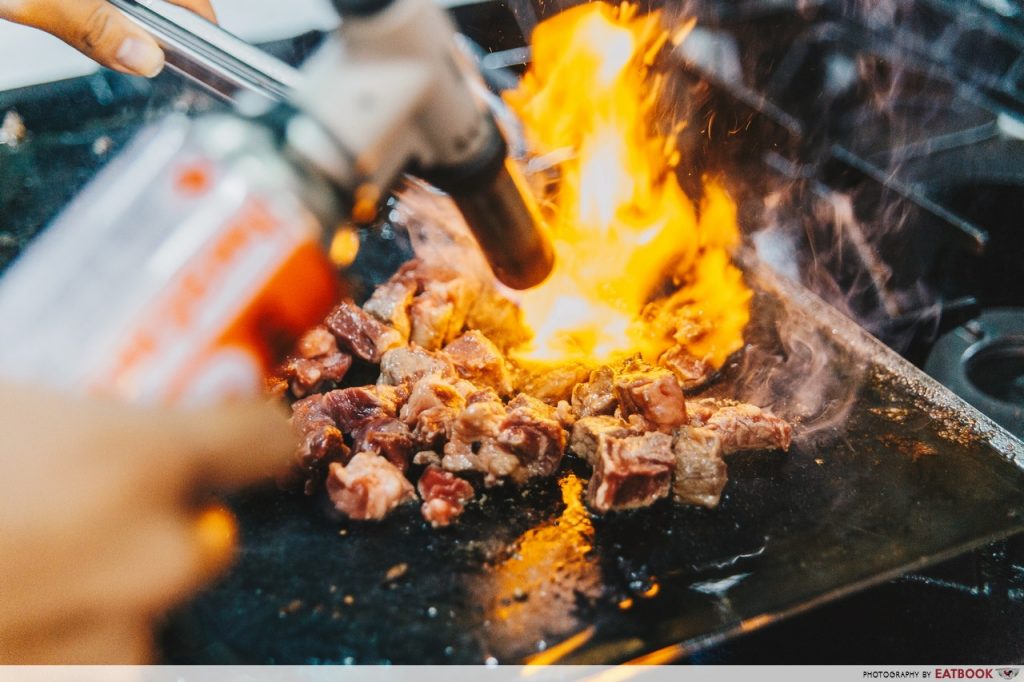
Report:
570,366,617,419
569,415,643,465
517,361,593,405
672,426,727,508
290,394,351,494
324,385,401,432
409,277,472,350
443,330,514,396
277,326,353,398
465,285,531,352
363,278,417,343
326,453,416,521
378,346,456,386
400,377,467,449
659,345,715,391
418,465,475,527
689,399,793,454
586,431,675,513
326,301,403,363
498,394,567,483
613,366,687,432
352,417,416,472
441,392,520,485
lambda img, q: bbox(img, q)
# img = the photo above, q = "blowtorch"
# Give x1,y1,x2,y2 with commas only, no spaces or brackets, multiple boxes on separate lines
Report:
0,0,554,405
116,0,555,290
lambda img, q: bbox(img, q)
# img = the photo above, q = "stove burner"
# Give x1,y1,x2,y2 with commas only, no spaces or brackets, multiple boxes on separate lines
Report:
925,309,1024,438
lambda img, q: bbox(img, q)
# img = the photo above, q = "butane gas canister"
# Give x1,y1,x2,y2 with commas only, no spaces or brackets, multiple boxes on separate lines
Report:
0,114,341,405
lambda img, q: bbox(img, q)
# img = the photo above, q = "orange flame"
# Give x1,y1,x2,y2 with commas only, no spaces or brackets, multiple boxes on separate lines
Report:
504,2,751,368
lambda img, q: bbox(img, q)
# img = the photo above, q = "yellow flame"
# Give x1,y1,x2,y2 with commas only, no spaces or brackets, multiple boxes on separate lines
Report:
505,3,751,368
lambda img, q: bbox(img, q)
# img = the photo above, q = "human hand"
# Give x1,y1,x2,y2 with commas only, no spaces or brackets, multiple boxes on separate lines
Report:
0,381,294,663
0,0,217,77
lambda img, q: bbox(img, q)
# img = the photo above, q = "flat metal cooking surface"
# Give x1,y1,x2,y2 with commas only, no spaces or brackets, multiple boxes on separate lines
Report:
162,262,1024,664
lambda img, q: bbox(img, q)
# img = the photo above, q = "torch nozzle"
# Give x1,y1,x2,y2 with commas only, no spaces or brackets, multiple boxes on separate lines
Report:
452,160,555,290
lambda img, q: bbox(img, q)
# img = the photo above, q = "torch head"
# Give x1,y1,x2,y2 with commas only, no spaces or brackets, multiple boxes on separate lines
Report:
302,0,554,289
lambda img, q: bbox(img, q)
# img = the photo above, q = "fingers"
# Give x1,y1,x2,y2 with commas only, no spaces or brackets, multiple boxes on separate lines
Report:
2,616,152,664
6,506,236,626
6,0,165,76
128,400,297,491
1,0,220,78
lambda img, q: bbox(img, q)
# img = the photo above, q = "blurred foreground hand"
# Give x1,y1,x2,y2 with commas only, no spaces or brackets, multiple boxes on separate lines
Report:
0,0,217,77
0,382,294,663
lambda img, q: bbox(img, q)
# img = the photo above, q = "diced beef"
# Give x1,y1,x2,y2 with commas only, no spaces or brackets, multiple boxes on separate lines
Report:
465,286,531,352
417,465,475,527
352,417,416,472
280,353,352,398
517,362,593,405
443,330,514,396
569,415,642,465
326,453,415,521
498,394,567,482
324,386,400,432
688,399,793,454
659,345,715,391
409,277,472,350
378,346,456,386
290,394,351,493
671,426,727,508
363,278,417,343
613,367,687,432
441,393,519,485
586,431,674,513
326,301,403,363
297,326,338,358
276,326,353,398
400,377,466,449
570,366,617,418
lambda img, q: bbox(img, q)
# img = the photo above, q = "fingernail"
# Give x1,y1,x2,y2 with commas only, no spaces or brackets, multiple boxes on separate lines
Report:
115,38,164,77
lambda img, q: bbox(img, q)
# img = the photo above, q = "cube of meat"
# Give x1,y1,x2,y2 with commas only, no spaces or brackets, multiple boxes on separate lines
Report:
613,367,687,432
570,366,617,419
443,330,514,396
516,361,593,405
352,417,416,472
400,377,467,449
326,453,416,521
290,394,351,494
498,394,567,483
688,399,793,454
465,285,531,352
441,392,520,486
277,326,353,398
409,277,472,350
586,431,675,512
280,354,352,399
363,278,417,343
659,345,715,391
672,426,727,508
326,301,403,363
569,415,642,465
378,346,456,386
324,386,401,432
418,465,475,527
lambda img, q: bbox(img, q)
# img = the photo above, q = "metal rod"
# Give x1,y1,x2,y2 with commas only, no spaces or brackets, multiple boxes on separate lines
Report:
110,0,302,105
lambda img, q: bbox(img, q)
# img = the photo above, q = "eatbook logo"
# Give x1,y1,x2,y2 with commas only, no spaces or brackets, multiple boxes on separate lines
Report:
997,670,1019,680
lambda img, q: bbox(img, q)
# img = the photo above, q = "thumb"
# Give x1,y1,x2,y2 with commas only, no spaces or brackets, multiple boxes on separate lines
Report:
12,0,165,77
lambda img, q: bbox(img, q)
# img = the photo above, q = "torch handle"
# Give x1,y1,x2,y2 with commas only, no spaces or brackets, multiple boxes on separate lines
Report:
110,0,302,109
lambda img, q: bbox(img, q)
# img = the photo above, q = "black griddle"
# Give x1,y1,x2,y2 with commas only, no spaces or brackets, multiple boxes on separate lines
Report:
159,254,1024,664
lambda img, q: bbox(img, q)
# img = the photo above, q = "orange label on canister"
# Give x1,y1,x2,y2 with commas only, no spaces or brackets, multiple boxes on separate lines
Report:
101,195,338,406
